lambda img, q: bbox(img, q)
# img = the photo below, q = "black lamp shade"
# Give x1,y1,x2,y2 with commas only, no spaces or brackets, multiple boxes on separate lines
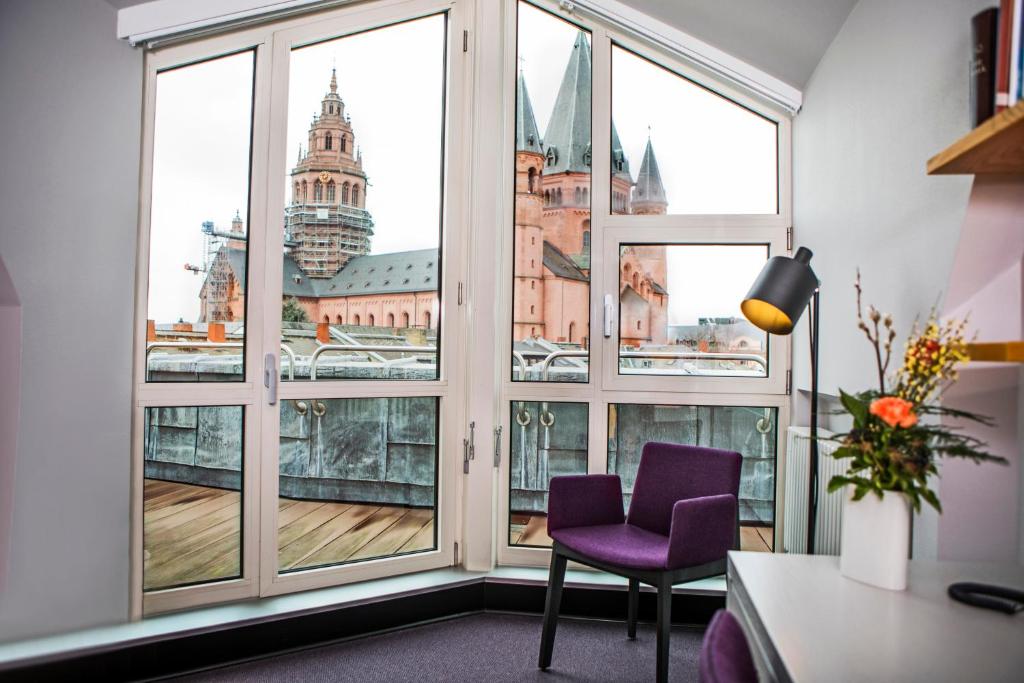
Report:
741,247,819,335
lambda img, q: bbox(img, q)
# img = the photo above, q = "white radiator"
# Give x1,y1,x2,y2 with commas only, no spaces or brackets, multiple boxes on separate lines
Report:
783,427,848,555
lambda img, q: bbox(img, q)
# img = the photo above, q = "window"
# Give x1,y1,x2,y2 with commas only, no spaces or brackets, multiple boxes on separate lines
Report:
136,3,464,616
144,50,254,383
499,0,790,569
610,45,778,215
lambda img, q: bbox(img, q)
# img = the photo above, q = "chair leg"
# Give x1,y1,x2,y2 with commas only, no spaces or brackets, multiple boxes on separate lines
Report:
538,550,567,670
627,578,639,640
655,575,672,683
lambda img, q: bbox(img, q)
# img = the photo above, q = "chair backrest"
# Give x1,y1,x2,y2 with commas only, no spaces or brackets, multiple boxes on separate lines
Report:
626,442,741,537
699,609,758,683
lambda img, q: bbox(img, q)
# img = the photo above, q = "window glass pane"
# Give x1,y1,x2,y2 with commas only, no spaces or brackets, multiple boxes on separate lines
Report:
618,244,768,377
611,46,778,215
143,405,244,590
278,397,438,572
146,52,255,382
512,2,591,383
509,401,588,547
280,15,445,380
608,404,777,552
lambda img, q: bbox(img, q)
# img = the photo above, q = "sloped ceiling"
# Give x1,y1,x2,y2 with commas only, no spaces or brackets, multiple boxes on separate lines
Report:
105,0,856,88
617,0,857,88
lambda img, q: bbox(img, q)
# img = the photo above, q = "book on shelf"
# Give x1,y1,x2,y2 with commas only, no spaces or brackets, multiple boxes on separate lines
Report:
995,0,1024,110
972,7,999,125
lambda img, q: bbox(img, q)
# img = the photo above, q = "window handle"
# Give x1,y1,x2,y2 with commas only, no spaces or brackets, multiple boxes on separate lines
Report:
603,294,615,338
264,353,277,405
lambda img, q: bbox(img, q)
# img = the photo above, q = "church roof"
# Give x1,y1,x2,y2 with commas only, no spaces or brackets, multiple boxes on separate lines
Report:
516,72,543,154
543,31,592,175
219,247,439,299
611,122,631,181
633,137,667,205
542,241,588,282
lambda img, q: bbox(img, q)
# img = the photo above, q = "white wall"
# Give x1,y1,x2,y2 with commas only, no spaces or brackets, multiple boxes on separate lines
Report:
792,0,1000,560
0,0,142,641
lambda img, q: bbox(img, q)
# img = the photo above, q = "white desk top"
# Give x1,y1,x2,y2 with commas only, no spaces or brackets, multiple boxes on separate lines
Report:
728,552,1024,683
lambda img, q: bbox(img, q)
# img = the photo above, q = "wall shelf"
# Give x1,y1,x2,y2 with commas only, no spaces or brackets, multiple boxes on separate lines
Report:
967,341,1024,363
927,101,1024,175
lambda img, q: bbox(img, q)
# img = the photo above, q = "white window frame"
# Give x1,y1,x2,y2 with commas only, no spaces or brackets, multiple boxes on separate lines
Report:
494,0,793,568
131,0,473,617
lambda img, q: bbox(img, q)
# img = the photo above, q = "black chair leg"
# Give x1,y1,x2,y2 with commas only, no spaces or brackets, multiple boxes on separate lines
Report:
627,578,639,640
655,575,672,683
538,550,567,670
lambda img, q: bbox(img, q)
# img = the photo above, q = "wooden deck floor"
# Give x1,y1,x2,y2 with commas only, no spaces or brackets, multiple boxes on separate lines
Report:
143,479,434,591
510,513,774,552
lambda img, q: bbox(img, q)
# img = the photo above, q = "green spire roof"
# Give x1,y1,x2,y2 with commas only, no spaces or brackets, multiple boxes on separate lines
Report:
633,137,667,205
543,30,592,174
611,122,631,180
516,71,543,154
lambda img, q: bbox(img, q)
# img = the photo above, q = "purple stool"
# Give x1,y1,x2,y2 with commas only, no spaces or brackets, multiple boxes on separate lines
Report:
699,609,758,683
538,442,741,683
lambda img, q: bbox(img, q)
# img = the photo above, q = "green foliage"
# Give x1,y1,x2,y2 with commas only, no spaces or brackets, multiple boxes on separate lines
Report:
824,390,1005,514
281,297,309,323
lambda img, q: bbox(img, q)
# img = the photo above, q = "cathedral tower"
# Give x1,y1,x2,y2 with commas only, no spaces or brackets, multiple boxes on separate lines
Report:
286,70,375,278
513,71,546,340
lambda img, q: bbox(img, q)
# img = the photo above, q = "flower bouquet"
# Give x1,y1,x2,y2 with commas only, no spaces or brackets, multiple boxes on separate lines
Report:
826,273,1005,589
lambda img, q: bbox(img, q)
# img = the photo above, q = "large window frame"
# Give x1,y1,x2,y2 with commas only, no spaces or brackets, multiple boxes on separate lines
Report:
131,0,472,617
495,0,793,568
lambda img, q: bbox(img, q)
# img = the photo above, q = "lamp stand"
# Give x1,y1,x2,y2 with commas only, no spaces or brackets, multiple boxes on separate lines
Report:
807,288,820,554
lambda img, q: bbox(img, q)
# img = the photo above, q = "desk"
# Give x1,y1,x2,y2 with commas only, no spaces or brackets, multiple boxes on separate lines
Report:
727,552,1024,683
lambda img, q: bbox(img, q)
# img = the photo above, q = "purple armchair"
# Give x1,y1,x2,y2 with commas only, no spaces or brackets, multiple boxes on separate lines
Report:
538,442,741,683
699,609,758,683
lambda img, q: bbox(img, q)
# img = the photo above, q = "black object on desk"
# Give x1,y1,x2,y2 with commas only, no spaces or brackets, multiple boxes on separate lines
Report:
948,582,1024,615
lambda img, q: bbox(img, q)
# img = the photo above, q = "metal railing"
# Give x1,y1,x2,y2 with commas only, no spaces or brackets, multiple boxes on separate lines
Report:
146,342,296,380
517,348,767,381
310,344,437,380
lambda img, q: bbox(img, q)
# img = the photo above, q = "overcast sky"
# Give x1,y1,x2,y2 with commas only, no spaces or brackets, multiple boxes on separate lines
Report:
148,4,775,328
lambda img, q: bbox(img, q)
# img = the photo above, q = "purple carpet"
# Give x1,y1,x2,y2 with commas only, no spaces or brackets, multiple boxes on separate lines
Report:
175,612,704,682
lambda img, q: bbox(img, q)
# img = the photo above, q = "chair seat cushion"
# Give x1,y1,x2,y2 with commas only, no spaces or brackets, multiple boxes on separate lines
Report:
550,523,669,571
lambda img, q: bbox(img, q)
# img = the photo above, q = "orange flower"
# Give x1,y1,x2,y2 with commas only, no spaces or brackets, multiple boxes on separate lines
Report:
870,396,918,428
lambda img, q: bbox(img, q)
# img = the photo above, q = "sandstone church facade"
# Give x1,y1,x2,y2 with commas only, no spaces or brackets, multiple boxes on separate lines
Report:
201,31,669,347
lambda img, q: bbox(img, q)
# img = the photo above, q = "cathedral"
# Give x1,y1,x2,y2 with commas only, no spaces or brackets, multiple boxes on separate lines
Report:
201,31,669,347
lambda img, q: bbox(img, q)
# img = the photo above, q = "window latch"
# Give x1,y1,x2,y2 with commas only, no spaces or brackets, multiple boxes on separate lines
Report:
603,294,615,338
463,421,475,474
264,353,278,406
493,425,502,468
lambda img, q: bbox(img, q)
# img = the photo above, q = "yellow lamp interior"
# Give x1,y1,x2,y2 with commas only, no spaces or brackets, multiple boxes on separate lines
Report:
741,298,794,335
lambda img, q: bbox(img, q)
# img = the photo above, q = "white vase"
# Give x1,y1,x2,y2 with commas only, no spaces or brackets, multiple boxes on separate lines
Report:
839,489,910,590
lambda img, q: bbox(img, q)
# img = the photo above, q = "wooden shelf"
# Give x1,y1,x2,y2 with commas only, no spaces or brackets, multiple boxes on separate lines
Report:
927,101,1024,175
967,341,1024,363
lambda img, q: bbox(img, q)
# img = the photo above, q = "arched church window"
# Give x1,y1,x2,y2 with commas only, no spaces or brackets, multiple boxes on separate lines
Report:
294,182,300,203
336,315,343,324
351,185,359,205
402,312,410,327
543,190,550,206
340,135,347,152
327,181,335,202
386,313,395,327
368,313,375,326
582,230,590,250
341,182,350,204
314,181,323,202
569,322,576,342
582,188,589,204
323,315,330,324
574,187,581,204
325,133,333,150
632,272,639,289
353,314,360,325
527,167,537,193
424,311,431,328
555,188,562,205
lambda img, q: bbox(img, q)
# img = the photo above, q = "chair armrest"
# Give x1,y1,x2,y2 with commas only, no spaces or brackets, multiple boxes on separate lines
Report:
666,494,737,570
547,474,625,533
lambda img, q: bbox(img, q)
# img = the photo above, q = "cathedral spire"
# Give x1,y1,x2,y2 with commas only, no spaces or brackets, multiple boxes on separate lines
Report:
516,71,543,154
543,30,592,174
632,136,668,213
330,67,338,94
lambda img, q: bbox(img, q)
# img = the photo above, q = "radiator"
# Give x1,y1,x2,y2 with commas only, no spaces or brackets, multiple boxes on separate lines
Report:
783,427,848,555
